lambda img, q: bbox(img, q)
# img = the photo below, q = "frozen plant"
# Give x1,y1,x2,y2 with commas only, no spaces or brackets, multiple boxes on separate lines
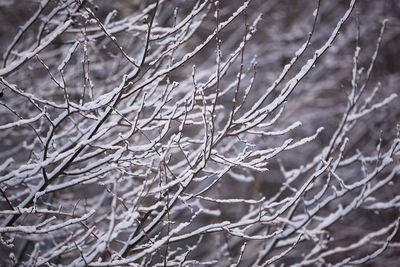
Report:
0,0,399,266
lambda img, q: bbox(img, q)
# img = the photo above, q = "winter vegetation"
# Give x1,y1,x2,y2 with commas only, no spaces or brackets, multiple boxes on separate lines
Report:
0,0,399,266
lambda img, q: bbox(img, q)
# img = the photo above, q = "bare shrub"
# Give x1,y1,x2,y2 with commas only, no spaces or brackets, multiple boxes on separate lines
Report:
0,0,399,266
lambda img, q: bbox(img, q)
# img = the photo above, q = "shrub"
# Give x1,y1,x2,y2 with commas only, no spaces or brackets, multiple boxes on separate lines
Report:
0,0,399,266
